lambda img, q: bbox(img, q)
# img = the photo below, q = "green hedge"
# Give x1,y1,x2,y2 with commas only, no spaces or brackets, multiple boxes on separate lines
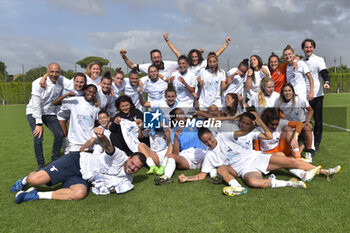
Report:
328,73,350,93
0,82,32,104
0,73,349,104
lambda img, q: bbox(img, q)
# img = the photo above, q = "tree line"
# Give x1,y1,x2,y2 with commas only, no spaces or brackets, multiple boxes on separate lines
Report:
1,56,350,83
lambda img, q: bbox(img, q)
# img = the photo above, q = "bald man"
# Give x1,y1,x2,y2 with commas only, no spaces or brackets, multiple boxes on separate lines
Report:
26,63,64,170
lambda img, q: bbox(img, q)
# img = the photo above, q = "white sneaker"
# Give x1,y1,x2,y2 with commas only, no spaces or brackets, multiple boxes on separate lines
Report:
303,165,321,182
223,186,248,196
290,179,307,189
326,165,341,180
305,152,312,163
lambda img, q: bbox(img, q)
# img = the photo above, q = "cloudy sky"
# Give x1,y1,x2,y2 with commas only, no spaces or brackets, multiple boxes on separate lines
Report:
1,0,349,74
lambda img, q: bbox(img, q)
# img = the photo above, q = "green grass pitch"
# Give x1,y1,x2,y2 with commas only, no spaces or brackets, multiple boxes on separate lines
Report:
1,94,349,232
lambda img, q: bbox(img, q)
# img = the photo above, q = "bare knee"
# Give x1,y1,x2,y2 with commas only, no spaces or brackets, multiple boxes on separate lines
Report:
27,171,50,186
69,186,87,200
243,172,266,188
167,153,175,159
72,189,87,200
282,126,293,134
218,166,233,176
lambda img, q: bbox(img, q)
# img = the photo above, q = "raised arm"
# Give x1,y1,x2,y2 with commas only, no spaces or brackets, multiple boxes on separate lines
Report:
221,73,234,91
245,68,253,92
251,111,272,140
94,127,114,154
120,49,137,70
172,128,181,155
163,33,181,58
39,73,48,88
215,36,231,57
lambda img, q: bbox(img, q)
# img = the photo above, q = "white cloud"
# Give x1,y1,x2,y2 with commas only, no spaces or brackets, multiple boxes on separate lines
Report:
0,35,82,74
44,0,106,16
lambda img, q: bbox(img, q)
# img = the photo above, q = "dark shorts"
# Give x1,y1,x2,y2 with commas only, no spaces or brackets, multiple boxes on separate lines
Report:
43,152,89,189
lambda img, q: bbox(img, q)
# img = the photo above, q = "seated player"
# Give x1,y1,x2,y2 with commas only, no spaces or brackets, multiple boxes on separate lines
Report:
10,127,146,204
80,109,111,154
137,127,173,176
246,78,279,115
139,87,178,121
278,83,315,161
256,107,304,159
109,95,149,154
154,108,207,185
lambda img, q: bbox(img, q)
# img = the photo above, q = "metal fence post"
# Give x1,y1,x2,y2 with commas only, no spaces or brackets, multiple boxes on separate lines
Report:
5,71,8,104
23,64,26,103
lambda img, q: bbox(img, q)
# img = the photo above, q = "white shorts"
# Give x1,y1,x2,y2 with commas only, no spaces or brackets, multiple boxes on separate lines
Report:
179,147,206,170
232,152,271,178
57,108,70,121
67,142,93,154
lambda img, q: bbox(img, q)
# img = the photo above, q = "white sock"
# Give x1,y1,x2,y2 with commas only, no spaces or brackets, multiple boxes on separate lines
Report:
289,169,306,179
146,158,156,167
22,176,28,185
161,157,167,167
229,179,242,188
271,179,292,188
38,191,53,199
164,158,176,178
209,169,218,178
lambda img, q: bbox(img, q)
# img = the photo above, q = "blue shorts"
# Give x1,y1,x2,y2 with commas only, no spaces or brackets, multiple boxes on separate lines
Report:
43,152,89,189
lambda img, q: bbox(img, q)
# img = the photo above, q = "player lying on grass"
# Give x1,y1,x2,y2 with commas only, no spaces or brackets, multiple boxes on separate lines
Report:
178,125,341,196
10,127,146,204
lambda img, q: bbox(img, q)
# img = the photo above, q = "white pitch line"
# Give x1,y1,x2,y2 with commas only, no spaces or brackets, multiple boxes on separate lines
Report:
323,122,350,132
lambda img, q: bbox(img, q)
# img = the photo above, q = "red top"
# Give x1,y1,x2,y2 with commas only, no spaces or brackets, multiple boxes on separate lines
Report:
270,62,288,94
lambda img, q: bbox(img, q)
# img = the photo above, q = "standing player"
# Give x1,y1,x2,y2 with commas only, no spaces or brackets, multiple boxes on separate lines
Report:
62,84,100,153
197,52,226,109
140,65,168,102
170,55,197,113
301,38,331,152
245,55,271,100
120,49,178,78
96,71,115,117
222,58,249,105
84,62,102,86
26,63,64,170
123,69,144,111
163,33,231,77
283,45,314,101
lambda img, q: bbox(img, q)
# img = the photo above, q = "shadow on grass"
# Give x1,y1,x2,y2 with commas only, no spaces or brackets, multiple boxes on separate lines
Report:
133,175,148,184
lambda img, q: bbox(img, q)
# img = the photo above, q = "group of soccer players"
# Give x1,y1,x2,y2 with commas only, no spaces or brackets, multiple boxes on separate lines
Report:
10,34,341,204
